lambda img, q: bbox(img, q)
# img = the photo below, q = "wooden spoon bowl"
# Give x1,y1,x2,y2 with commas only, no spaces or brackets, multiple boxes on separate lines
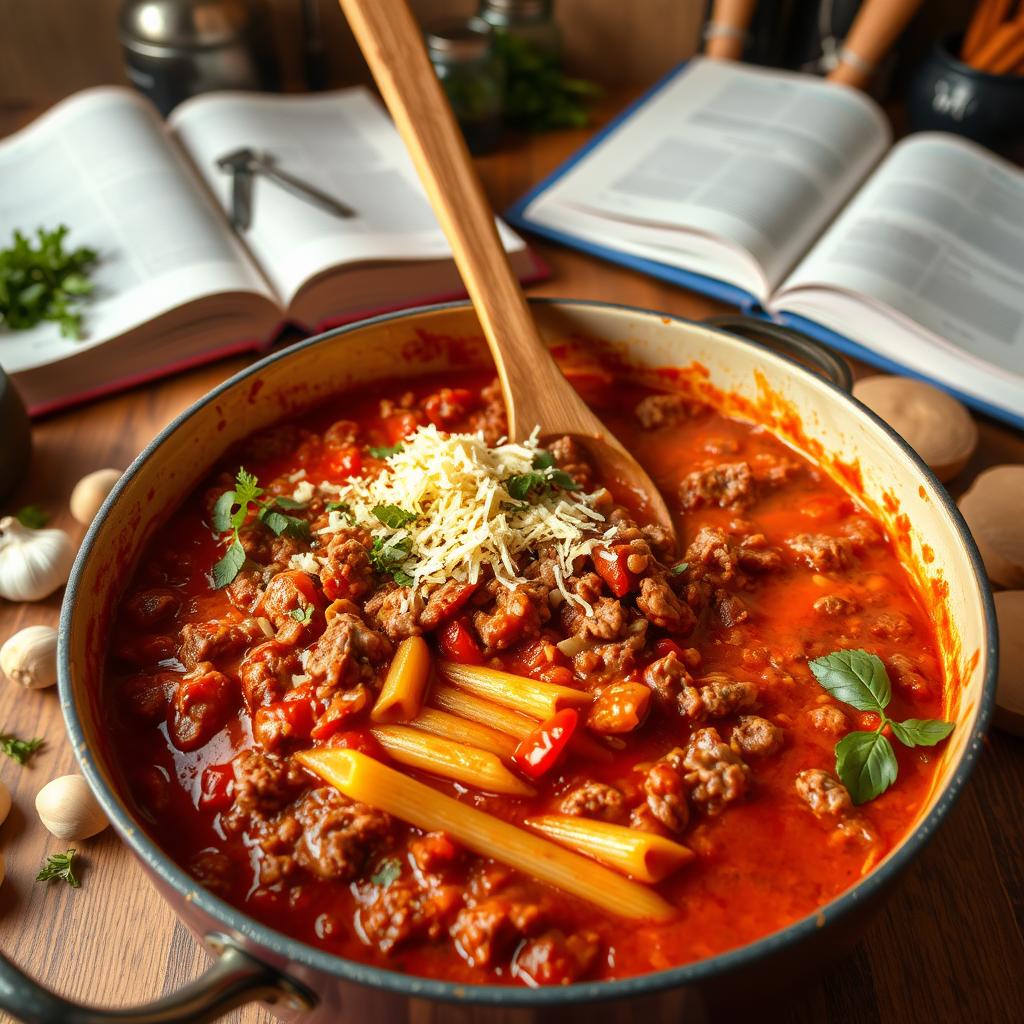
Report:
338,0,676,544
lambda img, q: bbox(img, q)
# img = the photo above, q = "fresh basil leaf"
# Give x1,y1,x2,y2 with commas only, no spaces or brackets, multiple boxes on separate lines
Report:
372,504,416,529
326,501,351,514
272,496,307,510
835,730,898,804
670,562,688,575
531,450,555,470
369,444,403,459
506,472,545,500
392,569,415,586
809,649,891,713
889,718,954,749
370,857,402,887
212,538,246,588
211,490,237,533
16,505,49,529
548,469,581,492
261,510,309,539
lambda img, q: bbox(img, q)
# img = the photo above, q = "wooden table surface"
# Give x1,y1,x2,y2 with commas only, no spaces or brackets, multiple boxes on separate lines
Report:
0,99,1022,1024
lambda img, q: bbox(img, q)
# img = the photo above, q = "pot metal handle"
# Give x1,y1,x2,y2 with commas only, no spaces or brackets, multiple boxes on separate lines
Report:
0,933,315,1024
702,314,853,393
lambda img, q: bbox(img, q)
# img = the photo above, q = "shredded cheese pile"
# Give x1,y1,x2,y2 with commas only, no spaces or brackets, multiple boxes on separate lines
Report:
316,425,615,610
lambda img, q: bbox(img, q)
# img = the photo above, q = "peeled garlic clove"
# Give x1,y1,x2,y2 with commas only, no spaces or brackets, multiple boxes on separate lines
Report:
0,518,75,602
35,774,108,841
70,468,122,525
0,625,58,689
0,778,10,827
959,466,1024,588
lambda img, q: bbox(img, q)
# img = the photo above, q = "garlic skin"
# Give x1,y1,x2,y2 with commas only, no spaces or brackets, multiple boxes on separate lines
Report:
0,625,58,689
0,778,10,827
0,518,75,602
70,468,122,525
35,774,108,841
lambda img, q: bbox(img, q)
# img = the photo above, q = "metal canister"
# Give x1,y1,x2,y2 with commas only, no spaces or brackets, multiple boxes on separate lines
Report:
118,0,277,116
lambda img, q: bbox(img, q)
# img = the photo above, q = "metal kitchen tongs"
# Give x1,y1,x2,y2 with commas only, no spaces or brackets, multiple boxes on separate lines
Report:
216,147,356,230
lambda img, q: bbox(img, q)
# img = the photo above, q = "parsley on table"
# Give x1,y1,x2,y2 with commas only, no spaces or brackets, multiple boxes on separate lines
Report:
0,733,43,765
368,444,403,459
0,226,98,339
809,649,953,804
210,468,311,587
36,848,80,888
505,449,580,501
16,505,49,529
370,857,402,887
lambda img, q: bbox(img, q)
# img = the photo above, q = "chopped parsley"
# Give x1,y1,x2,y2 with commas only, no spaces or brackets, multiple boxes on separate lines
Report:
36,848,80,887
368,444,403,459
370,857,402,887
670,562,688,575
0,733,43,765
210,468,311,587
371,504,416,529
505,449,580,501
289,604,314,624
370,535,413,585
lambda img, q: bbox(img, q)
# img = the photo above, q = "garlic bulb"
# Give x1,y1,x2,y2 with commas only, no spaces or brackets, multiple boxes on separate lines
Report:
0,518,75,602
0,625,58,689
0,778,10,827
70,468,122,525
35,774,108,841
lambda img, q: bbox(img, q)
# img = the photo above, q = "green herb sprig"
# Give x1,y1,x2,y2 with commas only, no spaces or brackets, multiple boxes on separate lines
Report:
370,856,402,887
368,444,403,459
210,468,310,587
16,505,49,529
370,536,413,586
0,733,43,765
36,848,80,888
505,449,580,502
809,649,953,805
0,226,97,338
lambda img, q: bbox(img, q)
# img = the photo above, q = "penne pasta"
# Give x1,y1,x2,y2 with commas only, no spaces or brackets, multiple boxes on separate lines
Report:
371,635,431,723
525,814,694,884
369,724,534,797
297,747,676,922
430,683,535,738
409,706,518,761
431,683,610,762
438,659,590,720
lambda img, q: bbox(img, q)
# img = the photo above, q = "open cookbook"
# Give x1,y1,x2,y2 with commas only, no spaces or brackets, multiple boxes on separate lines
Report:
0,87,541,415
508,58,1024,429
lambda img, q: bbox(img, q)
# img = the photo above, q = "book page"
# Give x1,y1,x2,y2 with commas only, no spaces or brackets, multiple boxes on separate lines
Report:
0,88,273,375
170,89,525,305
775,133,1024,379
523,58,890,298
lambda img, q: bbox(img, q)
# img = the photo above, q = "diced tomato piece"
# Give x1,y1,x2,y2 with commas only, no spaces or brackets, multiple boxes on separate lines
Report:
253,698,315,750
327,446,362,479
593,545,637,598
423,388,477,428
517,639,569,677
310,686,371,740
168,670,234,752
535,664,576,687
512,708,579,780
652,638,685,660
326,728,379,755
437,618,484,665
199,762,235,811
383,412,423,446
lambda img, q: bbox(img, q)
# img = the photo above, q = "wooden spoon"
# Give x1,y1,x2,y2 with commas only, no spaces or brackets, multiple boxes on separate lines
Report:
338,0,676,543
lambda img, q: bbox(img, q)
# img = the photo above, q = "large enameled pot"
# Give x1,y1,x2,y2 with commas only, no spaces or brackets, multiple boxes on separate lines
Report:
0,300,995,1023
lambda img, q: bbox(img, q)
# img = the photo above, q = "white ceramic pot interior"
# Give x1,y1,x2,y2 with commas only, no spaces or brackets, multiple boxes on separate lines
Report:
67,299,990,886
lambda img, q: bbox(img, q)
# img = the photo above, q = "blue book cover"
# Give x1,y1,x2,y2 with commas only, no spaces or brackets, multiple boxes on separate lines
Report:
505,62,1024,431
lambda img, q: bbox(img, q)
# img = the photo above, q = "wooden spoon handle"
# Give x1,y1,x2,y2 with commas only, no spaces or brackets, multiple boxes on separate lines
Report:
339,0,565,439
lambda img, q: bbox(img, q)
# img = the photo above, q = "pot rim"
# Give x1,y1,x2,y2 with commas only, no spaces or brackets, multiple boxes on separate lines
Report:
58,297,998,1006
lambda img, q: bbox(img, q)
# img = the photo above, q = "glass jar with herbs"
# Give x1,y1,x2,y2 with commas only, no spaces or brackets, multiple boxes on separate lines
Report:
478,0,597,131
425,17,505,155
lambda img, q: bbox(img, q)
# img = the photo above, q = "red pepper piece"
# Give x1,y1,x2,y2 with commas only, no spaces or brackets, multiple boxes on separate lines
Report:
512,708,579,780
438,618,484,665
593,545,637,598
652,638,685,660
198,762,235,812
